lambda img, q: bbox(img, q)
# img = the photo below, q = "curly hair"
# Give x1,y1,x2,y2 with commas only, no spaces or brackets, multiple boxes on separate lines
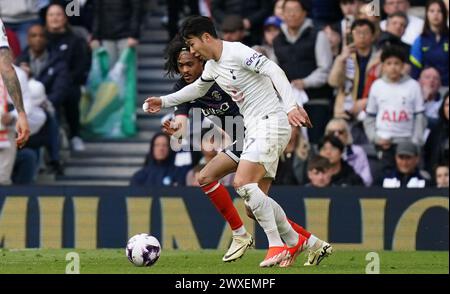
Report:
164,35,190,78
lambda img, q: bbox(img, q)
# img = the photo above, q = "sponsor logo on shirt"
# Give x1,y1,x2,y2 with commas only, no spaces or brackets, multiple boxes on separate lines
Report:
245,53,260,66
381,110,410,122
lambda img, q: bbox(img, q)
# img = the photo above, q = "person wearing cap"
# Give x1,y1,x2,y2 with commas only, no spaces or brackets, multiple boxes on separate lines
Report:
378,141,431,188
252,16,282,63
221,15,246,43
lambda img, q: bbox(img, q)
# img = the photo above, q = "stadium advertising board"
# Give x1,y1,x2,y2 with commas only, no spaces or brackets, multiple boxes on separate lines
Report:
0,187,448,251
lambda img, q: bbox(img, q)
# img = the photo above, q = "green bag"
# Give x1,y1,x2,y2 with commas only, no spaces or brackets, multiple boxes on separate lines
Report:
81,47,137,139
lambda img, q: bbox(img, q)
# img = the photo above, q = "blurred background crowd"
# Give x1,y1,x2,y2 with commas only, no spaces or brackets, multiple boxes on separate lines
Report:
0,0,448,189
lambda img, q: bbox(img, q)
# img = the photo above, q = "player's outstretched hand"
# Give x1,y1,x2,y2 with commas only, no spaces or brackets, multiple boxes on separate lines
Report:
143,97,162,114
288,107,313,128
162,120,181,136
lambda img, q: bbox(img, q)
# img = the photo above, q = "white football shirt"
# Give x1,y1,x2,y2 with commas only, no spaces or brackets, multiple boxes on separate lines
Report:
161,41,297,127
366,77,425,140
0,18,9,48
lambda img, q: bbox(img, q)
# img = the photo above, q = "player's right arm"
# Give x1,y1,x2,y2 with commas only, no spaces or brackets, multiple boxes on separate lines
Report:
144,66,215,113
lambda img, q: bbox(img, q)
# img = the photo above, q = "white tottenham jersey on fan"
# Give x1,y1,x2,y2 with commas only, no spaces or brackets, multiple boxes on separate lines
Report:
0,18,10,48
161,41,297,126
366,77,425,140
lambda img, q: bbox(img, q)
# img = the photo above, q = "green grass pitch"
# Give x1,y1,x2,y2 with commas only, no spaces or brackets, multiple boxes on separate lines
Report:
0,249,448,274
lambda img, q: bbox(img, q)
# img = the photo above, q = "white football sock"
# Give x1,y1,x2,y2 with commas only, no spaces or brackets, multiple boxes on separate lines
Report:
232,226,247,237
306,235,319,248
236,183,283,247
268,197,299,247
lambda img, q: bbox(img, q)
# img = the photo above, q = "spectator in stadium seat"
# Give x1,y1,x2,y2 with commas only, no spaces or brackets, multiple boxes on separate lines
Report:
424,92,449,175
221,15,246,43
364,45,427,172
16,24,71,175
419,67,444,128
91,0,142,67
410,0,449,86
329,19,378,144
306,155,332,188
211,0,273,46
380,0,425,45
319,134,364,187
434,164,449,188
325,118,373,186
377,12,411,55
274,0,286,21
0,0,44,51
377,141,431,188
274,0,333,101
323,23,342,59
10,66,48,184
253,16,283,64
131,133,187,187
45,4,91,152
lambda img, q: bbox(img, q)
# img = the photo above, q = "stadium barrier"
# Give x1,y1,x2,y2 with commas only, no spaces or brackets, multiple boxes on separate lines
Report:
0,187,448,251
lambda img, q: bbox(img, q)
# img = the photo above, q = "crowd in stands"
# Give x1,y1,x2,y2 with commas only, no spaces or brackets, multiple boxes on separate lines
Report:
1,0,448,189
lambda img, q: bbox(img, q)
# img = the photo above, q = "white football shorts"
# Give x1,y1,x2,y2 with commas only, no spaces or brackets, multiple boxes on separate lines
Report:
240,112,291,179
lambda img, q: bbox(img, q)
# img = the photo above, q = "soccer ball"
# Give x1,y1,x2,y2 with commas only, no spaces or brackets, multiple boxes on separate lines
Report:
126,233,161,267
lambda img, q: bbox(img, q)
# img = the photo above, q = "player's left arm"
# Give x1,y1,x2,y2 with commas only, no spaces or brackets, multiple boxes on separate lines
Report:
239,44,312,128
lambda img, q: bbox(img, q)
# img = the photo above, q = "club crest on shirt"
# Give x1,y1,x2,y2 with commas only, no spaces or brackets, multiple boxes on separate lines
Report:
210,90,221,102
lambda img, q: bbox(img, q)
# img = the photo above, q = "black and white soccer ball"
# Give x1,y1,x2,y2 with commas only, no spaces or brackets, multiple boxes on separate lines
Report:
126,234,161,267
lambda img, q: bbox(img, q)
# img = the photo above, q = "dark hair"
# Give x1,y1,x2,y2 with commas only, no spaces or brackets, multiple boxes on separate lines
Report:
283,0,310,12
319,135,345,153
164,35,190,78
307,155,331,172
180,16,218,39
381,44,408,63
340,0,356,4
351,19,376,34
387,11,409,26
423,0,449,37
144,133,174,166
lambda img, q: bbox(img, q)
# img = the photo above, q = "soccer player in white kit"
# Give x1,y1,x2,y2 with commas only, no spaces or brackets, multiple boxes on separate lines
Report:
145,16,319,267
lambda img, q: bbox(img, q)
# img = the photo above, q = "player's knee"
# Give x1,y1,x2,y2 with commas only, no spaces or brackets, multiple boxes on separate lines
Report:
197,170,217,186
234,182,258,201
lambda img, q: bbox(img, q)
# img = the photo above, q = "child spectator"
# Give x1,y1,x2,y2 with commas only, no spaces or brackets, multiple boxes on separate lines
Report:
364,45,426,171
319,134,364,186
306,155,332,188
